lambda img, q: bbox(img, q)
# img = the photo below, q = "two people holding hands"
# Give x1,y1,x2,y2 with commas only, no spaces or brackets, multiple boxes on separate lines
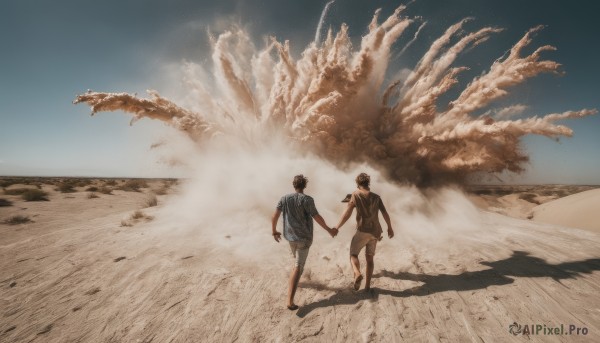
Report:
271,173,394,311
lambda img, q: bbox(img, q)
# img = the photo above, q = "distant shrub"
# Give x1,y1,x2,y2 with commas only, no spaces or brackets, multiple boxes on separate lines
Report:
99,187,113,195
154,187,167,195
4,215,31,225
144,195,158,207
131,210,145,219
21,189,49,201
118,179,148,192
155,181,173,195
76,179,92,187
0,198,13,207
87,192,99,199
519,193,540,204
120,219,133,227
56,182,77,193
0,179,19,188
4,188,30,195
121,209,154,227
105,179,117,186
86,186,99,192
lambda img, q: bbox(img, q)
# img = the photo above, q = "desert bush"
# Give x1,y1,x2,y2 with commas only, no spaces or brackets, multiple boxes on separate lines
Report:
0,179,20,188
118,179,148,192
86,186,99,192
519,193,540,204
4,215,31,225
105,179,117,186
121,209,154,226
144,195,158,207
120,219,133,227
99,186,113,195
21,189,49,201
100,186,113,194
56,182,77,193
87,192,99,199
0,198,13,207
154,187,167,195
76,179,92,187
4,188,30,195
131,210,145,219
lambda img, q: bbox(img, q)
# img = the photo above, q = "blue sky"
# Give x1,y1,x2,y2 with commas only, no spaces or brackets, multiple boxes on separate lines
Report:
0,0,598,183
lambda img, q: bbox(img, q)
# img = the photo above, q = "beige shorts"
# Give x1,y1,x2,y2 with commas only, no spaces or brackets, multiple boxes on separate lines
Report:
350,231,378,256
289,240,311,271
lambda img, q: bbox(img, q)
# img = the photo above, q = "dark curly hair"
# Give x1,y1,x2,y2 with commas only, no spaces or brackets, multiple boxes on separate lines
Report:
355,173,370,188
293,174,308,190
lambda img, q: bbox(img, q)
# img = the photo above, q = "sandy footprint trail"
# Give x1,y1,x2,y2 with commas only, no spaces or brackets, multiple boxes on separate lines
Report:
1,191,599,342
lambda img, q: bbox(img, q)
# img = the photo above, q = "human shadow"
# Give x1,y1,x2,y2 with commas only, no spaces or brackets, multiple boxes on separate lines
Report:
296,251,600,318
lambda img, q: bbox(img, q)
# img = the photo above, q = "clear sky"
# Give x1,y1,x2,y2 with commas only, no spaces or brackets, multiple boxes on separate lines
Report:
1,0,598,183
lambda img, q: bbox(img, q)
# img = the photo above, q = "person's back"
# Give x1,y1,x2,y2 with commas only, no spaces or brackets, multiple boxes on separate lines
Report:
271,174,336,310
336,173,394,291
351,189,384,239
277,192,317,242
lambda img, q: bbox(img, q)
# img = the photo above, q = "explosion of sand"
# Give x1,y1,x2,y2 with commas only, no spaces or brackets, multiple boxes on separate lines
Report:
74,5,596,185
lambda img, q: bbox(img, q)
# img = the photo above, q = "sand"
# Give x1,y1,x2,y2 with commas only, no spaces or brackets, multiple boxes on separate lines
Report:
1,180,599,342
532,188,600,232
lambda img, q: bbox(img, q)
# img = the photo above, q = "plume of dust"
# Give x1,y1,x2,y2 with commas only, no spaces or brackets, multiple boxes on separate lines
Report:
73,7,595,264
315,0,336,44
74,6,596,186
147,142,482,264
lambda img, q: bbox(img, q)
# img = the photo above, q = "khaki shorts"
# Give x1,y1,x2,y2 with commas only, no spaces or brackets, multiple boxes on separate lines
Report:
350,231,378,256
289,240,311,271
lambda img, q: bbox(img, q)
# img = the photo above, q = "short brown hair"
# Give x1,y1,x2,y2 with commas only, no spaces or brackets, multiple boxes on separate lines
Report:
355,173,370,188
293,174,308,190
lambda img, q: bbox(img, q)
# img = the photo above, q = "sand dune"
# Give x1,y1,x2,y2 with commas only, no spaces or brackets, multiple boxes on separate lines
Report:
532,188,600,232
1,181,599,342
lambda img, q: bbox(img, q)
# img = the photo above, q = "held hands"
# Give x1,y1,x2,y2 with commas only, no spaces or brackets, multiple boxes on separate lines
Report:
328,227,339,238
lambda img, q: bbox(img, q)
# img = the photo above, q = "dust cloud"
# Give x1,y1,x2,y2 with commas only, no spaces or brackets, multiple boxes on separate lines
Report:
74,5,594,254
74,6,595,185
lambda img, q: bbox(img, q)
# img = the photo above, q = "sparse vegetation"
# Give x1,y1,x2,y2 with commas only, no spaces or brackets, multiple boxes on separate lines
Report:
0,198,12,207
118,179,149,192
120,209,153,227
56,182,77,193
86,186,99,192
105,179,117,186
519,193,541,204
87,192,99,199
99,186,113,195
131,210,145,219
75,179,92,187
120,219,133,227
4,215,32,225
144,195,158,207
0,180,16,188
4,188,30,195
21,189,49,201
154,181,173,195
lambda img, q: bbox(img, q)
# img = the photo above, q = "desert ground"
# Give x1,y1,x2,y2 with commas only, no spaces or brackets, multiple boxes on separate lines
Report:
1,177,599,342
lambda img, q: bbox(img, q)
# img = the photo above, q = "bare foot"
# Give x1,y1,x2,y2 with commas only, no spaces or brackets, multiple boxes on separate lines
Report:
353,274,363,290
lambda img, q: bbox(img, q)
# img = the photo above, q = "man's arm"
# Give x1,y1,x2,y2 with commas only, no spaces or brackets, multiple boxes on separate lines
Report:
336,202,355,230
381,205,394,239
271,209,282,242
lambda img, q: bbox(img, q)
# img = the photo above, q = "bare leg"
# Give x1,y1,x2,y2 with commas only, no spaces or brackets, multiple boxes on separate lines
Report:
365,254,374,290
350,254,363,290
287,267,301,307
350,254,361,278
